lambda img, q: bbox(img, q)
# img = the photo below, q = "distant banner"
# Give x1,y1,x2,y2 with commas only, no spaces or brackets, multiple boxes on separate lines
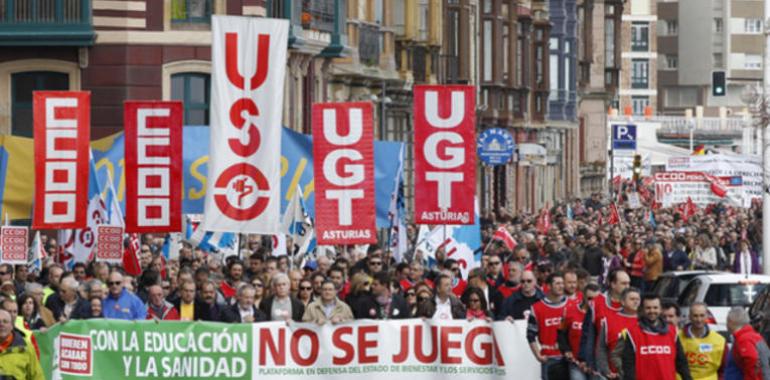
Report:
204,16,288,233
124,101,183,233
312,102,376,245
654,171,746,208
666,154,761,202
95,225,123,263
33,91,90,229
37,319,538,380
1,226,28,264
413,85,476,225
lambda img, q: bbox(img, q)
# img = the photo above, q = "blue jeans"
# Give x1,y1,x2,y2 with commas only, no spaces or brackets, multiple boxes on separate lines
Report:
541,358,566,380
569,363,588,380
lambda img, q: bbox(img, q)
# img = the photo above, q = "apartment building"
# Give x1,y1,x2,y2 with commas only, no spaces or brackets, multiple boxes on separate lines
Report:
619,0,657,116
658,0,764,116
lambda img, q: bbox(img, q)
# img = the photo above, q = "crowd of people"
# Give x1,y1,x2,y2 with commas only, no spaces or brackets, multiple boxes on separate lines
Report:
0,189,769,379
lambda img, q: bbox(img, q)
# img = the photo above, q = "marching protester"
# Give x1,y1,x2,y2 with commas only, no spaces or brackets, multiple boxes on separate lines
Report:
221,284,267,323
499,270,543,320
302,280,354,324
726,307,770,380
611,294,692,380
145,284,179,321
679,303,725,380
596,287,640,378
558,283,600,380
527,272,568,379
45,277,89,322
260,273,305,321
0,309,43,380
103,271,146,320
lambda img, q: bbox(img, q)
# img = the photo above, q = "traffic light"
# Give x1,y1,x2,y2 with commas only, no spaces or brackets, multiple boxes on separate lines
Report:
712,71,726,97
632,154,642,182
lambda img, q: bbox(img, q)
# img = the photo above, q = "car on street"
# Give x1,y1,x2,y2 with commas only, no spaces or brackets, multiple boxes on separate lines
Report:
649,270,716,305
678,273,770,334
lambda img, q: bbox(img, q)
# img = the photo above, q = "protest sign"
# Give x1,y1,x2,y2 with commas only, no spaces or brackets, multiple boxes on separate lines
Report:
0,226,28,264
666,154,761,202
37,319,539,380
96,226,124,263
654,171,746,208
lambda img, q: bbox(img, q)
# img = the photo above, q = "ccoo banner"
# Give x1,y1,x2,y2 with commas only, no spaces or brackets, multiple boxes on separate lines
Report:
37,319,538,380
312,102,376,245
413,85,476,225
204,16,288,233
124,101,183,233
33,91,90,229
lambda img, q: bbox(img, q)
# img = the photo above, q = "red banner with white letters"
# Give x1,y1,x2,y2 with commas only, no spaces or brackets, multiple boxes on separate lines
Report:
312,102,376,245
33,91,90,229
413,85,476,225
124,101,183,232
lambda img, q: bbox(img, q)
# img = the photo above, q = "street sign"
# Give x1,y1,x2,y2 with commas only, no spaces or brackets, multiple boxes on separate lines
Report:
477,128,515,166
612,124,637,150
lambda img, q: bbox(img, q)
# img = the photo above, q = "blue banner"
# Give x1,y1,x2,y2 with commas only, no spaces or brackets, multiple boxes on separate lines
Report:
91,126,404,228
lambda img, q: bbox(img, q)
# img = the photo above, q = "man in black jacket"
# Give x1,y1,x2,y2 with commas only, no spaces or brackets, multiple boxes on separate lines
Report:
45,277,90,321
350,272,410,319
422,274,465,320
260,273,305,321
465,268,504,315
172,280,210,321
221,284,267,323
497,270,543,320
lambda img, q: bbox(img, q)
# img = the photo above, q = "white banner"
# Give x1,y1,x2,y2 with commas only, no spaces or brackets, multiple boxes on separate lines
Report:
654,172,746,208
666,154,761,202
204,16,288,233
253,320,538,380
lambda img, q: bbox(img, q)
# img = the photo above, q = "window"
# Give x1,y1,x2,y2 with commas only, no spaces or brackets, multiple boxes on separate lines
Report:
631,22,649,51
516,23,527,87
172,0,211,23
171,73,210,125
604,8,616,68
483,0,492,13
714,18,723,33
631,59,649,89
713,53,724,68
745,18,762,33
745,54,762,69
665,55,678,70
704,284,767,307
503,24,510,81
631,96,650,115
535,29,545,86
665,20,678,36
550,52,559,100
483,20,493,81
11,71,69,137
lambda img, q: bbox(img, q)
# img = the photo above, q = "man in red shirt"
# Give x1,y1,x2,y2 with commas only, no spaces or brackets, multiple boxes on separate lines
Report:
597,287,640,378
727,306,770,380
527,272,568,379
611,294,692,380
558,283,600,380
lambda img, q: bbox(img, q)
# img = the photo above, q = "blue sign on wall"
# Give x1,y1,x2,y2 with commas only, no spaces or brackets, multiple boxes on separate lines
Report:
477,128,515,165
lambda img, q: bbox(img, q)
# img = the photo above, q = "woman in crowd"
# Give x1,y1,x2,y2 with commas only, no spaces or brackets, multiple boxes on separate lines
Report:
17,294,48,330
464,287,492,321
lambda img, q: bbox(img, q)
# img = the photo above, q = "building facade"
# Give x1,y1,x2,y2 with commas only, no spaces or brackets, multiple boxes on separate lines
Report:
618,0,657,115
576,0,624,195
657,0,764,116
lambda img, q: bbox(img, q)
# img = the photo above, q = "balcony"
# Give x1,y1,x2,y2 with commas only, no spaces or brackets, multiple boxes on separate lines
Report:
0,0,94,46
274,0,349,57
358,23,380,66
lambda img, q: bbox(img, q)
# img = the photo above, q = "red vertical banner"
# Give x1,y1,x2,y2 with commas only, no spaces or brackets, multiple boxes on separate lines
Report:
413,85,476,224
312,102,377,245
33,91,90,230
124,101,183,232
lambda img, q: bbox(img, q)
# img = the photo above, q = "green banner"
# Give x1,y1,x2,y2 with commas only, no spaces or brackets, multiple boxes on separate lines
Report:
36,320,252,380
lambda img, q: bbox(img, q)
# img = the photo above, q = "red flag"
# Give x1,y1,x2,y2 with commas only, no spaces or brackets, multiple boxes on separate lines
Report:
608,203,620,225
124,101,184,233
33,91,90,229
312,102,377,245
597,211,603,226
123,233,142,276
612,176,622,188
703,173,728,198
536,209,552,234
492,226,517,250
220,281,237,299
686,197,697,217
413,85,476,225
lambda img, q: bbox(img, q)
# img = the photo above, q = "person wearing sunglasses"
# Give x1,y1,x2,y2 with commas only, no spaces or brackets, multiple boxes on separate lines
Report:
302,280,353,325
297,279,314,307
464,287,492,321
498,270,543,321
101,271,146,320
350,272,410,320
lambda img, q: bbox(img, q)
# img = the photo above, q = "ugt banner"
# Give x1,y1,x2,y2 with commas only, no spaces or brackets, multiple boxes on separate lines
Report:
37,319,538,380
413,85,476,225
33,91,90,229
124,101,183,232
204,16,288,233
312,102,376,245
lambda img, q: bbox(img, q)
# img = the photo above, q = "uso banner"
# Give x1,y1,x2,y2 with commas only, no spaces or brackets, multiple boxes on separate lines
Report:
33,91,90,229
204,16,288,233
124,101,183,232
413,85,475,225
312,102,376,245
37,319,538,380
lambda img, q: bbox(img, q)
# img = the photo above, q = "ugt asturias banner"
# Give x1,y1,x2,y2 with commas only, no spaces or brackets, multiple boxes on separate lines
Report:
204,16,288,233
413,85,476,225
124,101,183,233
33,91,90,229
312,102,376,245
37,319,538,380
